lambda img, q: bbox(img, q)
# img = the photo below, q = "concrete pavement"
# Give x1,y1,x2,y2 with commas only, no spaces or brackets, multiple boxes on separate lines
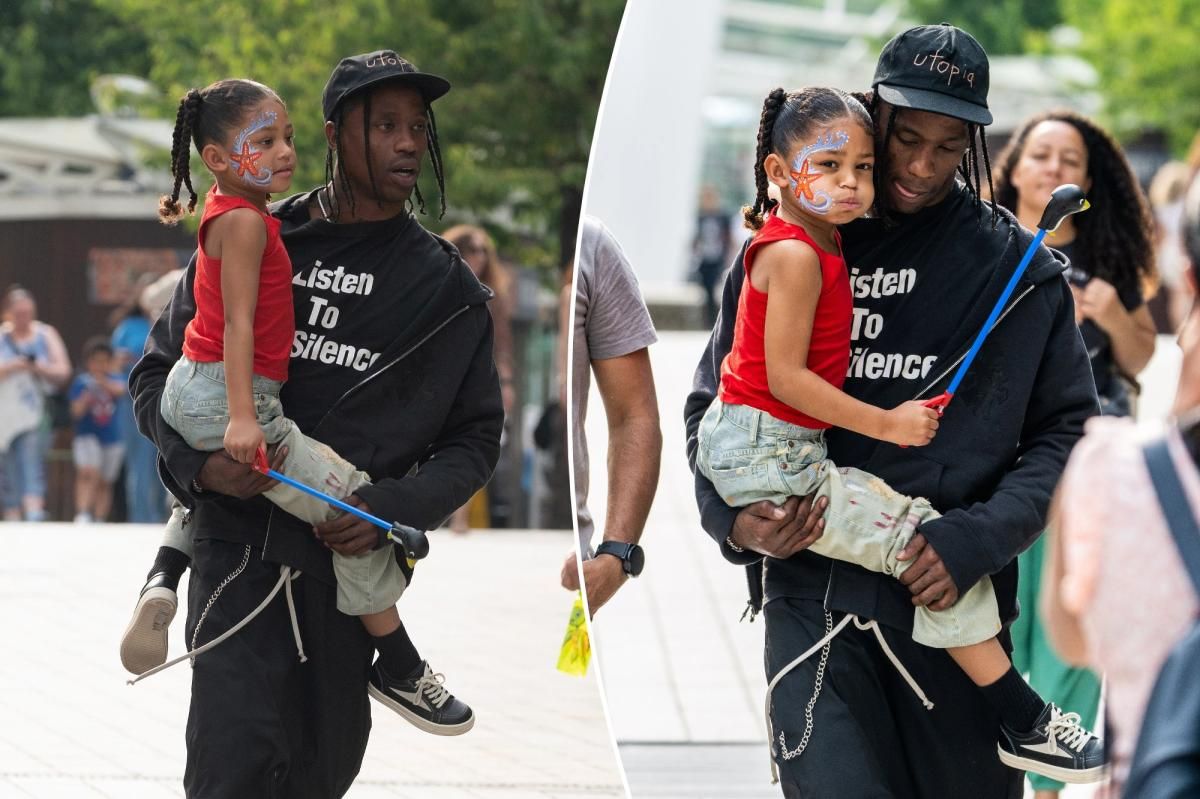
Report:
0,524,626,798
586,330,1183,799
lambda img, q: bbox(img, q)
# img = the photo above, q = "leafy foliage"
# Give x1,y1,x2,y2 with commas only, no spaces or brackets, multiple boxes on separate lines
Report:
1,0,623,274
0,0,152,117
1062,0,1200,155
905,0,1064,55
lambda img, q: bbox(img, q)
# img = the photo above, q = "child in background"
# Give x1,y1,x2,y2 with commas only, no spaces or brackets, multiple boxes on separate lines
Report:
695,86,1104,783
118,78,472,735
70,337,126,523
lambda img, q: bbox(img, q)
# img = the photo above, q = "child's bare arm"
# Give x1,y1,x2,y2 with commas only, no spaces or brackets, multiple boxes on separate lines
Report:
760,240,937,447
212,208,267,464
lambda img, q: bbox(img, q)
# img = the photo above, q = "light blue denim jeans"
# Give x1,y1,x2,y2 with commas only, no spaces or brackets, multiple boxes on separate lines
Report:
697,399,1000,648
4,426,48,518
160,356,406,615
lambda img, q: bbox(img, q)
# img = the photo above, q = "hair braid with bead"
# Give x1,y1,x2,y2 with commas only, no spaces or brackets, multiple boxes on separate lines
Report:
159,90,202,224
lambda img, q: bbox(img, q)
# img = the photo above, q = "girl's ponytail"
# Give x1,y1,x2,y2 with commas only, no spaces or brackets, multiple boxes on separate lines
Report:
159,89,203,225
743,88,788,231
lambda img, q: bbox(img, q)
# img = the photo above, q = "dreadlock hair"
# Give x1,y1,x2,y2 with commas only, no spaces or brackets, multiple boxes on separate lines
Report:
322,87,446,222
159,79,283,225
743,87,873,231
855,90,998,229
993,109,1158,301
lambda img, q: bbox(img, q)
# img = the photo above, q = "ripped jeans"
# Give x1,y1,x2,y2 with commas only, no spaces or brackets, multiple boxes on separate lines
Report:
697,399,1000,649
159,356,407,615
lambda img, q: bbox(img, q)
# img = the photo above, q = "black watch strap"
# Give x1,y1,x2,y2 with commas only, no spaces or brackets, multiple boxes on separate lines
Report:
595,540,644,577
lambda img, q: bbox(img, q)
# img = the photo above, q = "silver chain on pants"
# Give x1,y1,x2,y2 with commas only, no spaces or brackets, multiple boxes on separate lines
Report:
778,609,833,760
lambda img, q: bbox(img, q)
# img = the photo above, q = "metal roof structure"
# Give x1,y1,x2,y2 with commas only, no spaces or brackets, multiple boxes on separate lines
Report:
0,116,172,219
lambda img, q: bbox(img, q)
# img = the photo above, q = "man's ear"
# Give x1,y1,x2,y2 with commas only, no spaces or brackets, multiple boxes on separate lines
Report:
764,152,791,190
324,120,337,152
201,143,227,175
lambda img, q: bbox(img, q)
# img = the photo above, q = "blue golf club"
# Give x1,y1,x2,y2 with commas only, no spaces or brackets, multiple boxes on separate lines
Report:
920,183,1091,417
254,449,429,560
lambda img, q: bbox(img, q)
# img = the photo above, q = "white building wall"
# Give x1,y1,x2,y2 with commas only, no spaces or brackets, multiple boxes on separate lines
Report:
583,0,725,292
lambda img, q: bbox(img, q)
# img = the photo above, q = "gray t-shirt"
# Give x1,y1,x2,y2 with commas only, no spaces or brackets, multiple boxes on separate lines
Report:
573,216,658,554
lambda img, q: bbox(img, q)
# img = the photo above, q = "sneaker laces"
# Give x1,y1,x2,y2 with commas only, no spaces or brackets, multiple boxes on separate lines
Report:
414,669,451,709
1046,706,1094,753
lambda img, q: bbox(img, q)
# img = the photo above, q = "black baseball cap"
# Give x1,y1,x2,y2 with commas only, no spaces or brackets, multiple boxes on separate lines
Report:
322,50,451,121
872,24,992,125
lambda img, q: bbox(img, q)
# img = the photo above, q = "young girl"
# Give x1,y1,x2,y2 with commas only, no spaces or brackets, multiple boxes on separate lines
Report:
119,79,472,735
695,87,1103,783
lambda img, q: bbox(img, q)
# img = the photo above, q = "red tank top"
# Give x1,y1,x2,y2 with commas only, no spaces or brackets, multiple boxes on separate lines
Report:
718,213,851,428
182,185,294,381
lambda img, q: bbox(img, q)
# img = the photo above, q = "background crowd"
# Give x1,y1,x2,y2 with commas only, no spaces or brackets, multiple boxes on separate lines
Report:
0,0,621,531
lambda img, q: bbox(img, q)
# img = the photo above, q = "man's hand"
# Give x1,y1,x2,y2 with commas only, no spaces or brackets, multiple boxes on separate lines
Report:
195,444,287,499
896,532,959,610
313,494,379,556
560,551,628,616
729,495,827,558
561,552,581,591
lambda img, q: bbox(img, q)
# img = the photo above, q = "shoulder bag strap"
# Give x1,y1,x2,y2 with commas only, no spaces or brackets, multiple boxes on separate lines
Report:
1144,437,1200,597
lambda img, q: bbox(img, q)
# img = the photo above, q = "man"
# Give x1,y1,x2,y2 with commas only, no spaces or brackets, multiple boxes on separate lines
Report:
685,26,1098,798
560,216,661,615
130,51,503,797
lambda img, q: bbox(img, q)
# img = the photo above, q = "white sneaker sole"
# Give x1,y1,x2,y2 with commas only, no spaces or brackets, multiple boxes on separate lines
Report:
998,746,1108,784
120,587,177,675
367,683,475,736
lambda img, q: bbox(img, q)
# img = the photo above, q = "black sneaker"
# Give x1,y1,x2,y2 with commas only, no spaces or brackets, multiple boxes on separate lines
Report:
119,573,178,675
998,703,1106,784
367,660,475,736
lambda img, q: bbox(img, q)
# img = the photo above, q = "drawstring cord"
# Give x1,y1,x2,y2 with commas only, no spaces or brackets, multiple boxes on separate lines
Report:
128,558,306,686
764,612,934,783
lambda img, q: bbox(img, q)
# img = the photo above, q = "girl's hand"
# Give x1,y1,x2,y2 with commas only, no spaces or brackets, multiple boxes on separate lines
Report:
1078,278,1122,331
224,417,266,465
882,401,939,447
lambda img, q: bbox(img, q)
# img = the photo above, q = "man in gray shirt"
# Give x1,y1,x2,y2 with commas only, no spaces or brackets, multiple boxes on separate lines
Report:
560,216,661,614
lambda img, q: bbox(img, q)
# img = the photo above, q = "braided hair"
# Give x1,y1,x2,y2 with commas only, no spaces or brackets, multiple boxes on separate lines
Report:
854,90,998,228
993,109,1157,300
159,79,282,225
322,88,447,222
743,87,873,231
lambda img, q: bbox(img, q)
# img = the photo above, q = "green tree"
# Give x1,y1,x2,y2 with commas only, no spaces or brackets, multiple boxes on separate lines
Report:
97,0,622,273
1062,0,1200,155
904,0,1063,54
0,0,152,117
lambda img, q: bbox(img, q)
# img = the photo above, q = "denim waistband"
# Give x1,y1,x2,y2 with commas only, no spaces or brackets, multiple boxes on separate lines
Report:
715,400,826,445
180,355,284,395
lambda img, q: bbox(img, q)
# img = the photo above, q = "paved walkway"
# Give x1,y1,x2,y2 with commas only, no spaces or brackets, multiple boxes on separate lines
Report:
0,525,626,798
587,330,1183,798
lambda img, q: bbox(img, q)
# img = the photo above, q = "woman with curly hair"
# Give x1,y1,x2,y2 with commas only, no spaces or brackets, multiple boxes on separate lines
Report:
443,224,515,531
993,108,1158,799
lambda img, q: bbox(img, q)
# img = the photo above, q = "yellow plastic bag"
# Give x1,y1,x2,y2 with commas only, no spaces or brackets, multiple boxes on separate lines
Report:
556,591,591,676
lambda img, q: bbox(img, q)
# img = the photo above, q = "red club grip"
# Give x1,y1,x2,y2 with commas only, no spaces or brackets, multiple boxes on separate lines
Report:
899,391,952,448
922,391,952,418
253,445,270,475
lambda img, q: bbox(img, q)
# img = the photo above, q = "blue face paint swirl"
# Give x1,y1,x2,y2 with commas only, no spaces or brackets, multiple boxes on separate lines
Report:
230,110,277,188
788,130,850,215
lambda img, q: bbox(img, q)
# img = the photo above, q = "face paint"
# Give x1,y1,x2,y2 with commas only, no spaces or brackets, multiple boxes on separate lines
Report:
229,110,276,188
788,130,850,214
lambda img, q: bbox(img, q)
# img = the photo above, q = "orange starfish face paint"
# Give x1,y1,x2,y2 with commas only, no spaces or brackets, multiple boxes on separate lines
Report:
230,110,277,188
788,130,850,214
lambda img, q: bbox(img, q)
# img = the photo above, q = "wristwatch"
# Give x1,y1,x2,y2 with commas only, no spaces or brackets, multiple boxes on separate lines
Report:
595,541,645,577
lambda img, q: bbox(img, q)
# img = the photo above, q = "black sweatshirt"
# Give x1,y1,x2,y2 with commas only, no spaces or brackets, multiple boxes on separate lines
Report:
684,183,1099,632
130,189,504,584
